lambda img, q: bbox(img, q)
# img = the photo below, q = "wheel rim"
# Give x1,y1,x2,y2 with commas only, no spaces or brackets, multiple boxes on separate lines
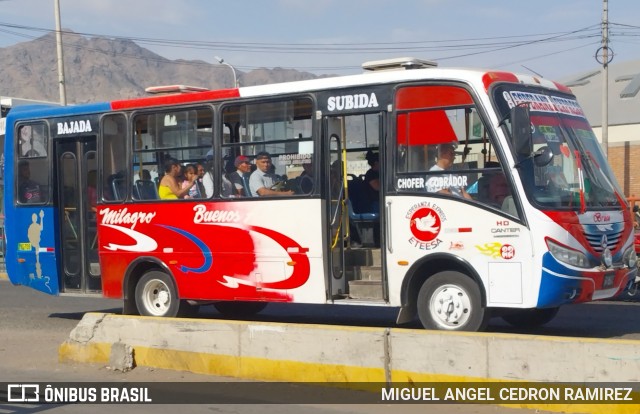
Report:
141,278,172,316
429,283,472,329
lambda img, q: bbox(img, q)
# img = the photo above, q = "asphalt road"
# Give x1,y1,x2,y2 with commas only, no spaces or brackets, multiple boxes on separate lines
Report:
1,279,635,413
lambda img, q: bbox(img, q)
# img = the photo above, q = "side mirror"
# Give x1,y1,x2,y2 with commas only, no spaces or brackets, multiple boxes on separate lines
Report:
533,146,554,167
511,104,533,157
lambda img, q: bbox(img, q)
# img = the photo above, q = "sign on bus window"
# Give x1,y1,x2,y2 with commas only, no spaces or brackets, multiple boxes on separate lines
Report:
18,124,48,158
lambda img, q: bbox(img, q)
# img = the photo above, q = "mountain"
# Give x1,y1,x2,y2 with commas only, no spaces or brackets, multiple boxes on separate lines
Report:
0,31,324,104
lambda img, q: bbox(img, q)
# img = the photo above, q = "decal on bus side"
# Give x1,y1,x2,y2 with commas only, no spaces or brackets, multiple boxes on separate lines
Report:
97,206,311,291
21,210,53,292
327,93,379,112
56,120,93,135
475,242,515,260
406,201,447,250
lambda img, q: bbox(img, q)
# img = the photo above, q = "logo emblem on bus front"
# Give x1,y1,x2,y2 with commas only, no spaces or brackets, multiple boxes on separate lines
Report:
601,234,608,250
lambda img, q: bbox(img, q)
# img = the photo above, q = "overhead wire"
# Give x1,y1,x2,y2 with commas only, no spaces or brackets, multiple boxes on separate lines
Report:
0,21,632,72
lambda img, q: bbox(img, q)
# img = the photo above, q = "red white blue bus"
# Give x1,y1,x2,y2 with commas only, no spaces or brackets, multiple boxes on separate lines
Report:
3,58,636,331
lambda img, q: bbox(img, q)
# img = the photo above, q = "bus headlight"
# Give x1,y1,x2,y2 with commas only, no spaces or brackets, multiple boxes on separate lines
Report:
623,247,637,268
546,238,590,268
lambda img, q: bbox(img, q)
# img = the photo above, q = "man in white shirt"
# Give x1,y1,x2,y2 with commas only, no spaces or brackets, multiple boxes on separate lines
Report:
426,143,472,199
248,152,294,197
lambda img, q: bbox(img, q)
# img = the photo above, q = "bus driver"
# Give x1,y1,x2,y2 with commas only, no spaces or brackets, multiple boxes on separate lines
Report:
425,143,472,200
248,152,294,197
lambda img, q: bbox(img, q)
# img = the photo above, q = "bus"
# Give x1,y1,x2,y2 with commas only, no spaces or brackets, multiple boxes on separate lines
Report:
3,57,636,332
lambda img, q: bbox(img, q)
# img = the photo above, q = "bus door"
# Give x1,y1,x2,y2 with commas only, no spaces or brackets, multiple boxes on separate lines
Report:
325,119,347,297
54,137,100,293
324,113,386,302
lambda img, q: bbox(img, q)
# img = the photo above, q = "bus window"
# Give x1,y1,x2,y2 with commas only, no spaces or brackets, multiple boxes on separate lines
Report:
221,98,314,197
101,115,128,202
17,123,49,205
132,107,213,201
394,85,514,215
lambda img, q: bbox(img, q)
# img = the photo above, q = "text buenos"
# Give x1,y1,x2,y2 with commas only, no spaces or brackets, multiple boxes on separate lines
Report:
327,93,379,111
193,204,241,223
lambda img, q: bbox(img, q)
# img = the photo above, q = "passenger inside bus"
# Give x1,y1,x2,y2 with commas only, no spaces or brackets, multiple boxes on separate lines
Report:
17,160,42,203
195,162,207,197
158,157,197,200
181,164,201,199
363,150,380,213
202,155,215,198
248,152,294,197
487,173,510,208
426,143,473,200
228,155,252,197
298,162,314,194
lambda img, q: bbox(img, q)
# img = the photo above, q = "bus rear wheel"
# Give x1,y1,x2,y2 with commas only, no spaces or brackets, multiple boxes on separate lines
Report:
417,271,489,332
213,301,268,317
501,307,559,328
135,271,180,317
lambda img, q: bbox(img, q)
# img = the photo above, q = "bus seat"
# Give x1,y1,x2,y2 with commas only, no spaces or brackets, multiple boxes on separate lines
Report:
110,176,126,200
501,196,517,216
476,175,491,203
136,180,159,200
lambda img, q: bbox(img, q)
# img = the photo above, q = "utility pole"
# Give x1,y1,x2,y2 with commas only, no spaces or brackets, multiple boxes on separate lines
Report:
599,0,611,158
54,0,67,105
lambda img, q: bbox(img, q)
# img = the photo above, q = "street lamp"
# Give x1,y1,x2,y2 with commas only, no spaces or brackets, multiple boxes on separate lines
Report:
215,56,239,88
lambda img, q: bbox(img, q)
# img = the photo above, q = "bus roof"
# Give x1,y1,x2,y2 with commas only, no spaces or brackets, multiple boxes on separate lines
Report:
7,66,573,119
113,67,572,110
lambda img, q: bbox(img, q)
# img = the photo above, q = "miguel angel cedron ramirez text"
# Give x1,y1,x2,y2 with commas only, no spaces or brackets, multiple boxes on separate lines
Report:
381,386,634,402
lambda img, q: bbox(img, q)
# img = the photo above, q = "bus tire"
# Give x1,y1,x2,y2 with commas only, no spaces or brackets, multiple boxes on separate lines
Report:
501,307,559,328
213,301,268,317
417,271,489,332
135,271,180,317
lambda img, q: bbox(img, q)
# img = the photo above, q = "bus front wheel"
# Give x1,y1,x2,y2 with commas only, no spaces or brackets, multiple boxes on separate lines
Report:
135,271,180,317
417,271,490,332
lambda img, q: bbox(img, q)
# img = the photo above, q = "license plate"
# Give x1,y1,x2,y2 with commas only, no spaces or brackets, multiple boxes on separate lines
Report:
603,273,615,289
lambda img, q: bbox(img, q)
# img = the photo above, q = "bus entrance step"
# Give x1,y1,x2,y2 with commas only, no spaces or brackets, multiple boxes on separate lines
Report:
356,266,382,281
348,280,384,300
344,248,381,267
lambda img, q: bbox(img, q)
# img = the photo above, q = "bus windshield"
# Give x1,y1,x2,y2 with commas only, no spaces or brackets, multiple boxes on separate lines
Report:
493,85,623,210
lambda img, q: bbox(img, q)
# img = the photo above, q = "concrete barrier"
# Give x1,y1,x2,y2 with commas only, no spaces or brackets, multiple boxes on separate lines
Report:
60,313,640,414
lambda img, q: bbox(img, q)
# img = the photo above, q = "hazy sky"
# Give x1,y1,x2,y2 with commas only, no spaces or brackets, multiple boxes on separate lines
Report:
0,0,638,81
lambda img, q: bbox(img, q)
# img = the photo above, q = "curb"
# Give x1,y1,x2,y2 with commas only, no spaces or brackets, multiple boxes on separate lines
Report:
60,313,640,414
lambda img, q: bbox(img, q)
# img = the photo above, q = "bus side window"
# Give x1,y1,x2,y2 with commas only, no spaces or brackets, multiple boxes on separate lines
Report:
101,115,128,202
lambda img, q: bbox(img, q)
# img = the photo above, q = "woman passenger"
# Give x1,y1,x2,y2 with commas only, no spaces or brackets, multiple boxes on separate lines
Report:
158,157,196,199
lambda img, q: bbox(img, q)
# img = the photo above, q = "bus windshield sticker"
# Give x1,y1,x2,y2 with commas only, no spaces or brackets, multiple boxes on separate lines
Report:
538,125,560,143
502,91,585,118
